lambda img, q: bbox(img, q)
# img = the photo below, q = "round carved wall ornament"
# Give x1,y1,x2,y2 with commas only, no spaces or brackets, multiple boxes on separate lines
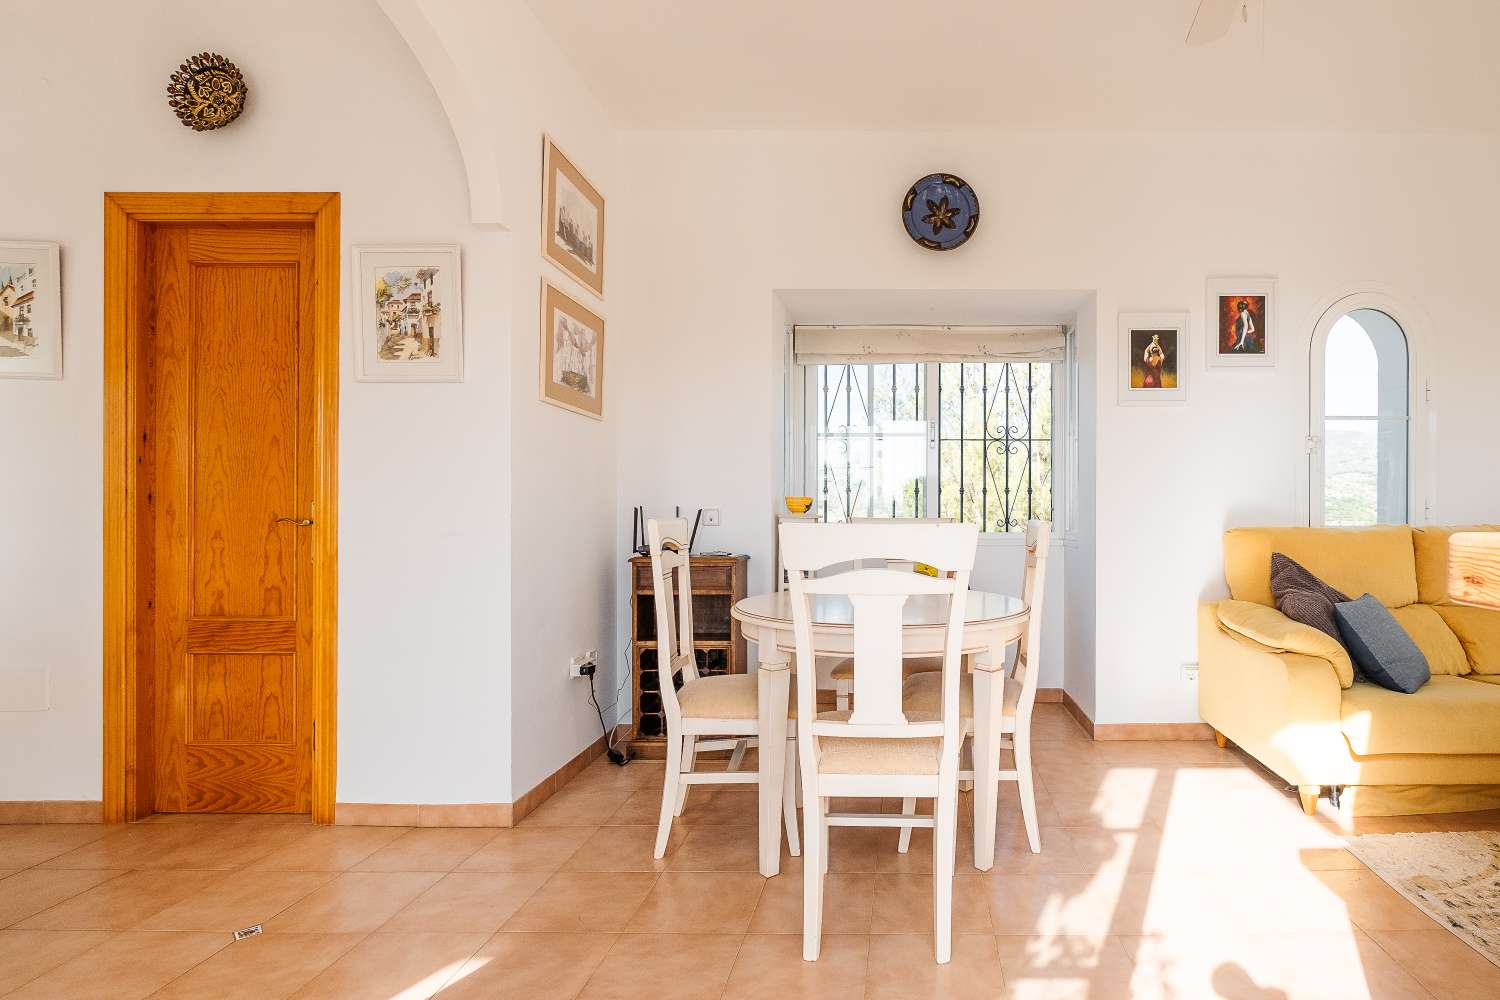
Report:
166,52,248,131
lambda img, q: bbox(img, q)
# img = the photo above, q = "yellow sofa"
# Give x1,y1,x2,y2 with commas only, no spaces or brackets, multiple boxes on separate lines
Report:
1198,525,1500,816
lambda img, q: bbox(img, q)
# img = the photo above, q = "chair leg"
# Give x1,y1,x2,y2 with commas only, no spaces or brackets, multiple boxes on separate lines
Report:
932,783,957,965
802,791,825,961
728,738,748,772
655,733,683,859
1015,729,1041,854
674,735,697,816
781,738,801,857
897,797,917,853
835,678,851,713
820,797,830,875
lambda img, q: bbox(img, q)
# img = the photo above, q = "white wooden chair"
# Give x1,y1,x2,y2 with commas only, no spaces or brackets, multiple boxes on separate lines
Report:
648,518,800,860
897,520,1051,855
781,520,978,964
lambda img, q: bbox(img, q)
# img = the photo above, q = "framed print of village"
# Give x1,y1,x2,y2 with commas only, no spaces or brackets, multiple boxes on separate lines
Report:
542,135,605,299
352,245,463,382
0,241,62,380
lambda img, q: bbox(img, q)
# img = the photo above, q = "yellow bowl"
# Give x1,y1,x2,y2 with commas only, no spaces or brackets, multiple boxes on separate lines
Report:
785,496,813,514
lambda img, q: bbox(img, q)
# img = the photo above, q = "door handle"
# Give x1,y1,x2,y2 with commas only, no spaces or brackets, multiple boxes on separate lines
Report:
276,517,314,527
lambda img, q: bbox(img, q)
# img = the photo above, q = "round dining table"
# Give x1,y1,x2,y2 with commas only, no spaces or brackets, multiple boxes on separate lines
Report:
731,589,1029,877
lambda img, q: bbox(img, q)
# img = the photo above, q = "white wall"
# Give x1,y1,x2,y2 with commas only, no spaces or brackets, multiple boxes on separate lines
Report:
612,129,1500,726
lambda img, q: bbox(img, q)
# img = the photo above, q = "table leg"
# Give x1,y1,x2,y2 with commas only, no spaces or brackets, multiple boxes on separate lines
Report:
971,649,1005,873
756,641,792,878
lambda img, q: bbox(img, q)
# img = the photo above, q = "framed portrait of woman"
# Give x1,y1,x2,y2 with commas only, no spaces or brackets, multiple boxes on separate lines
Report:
1119,311,1188,404
1206,276,1276,368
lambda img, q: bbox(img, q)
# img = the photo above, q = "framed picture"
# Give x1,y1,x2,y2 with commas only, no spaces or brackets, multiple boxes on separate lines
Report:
542,135,605,299
0,241,62,380
540,279,605,419
1206,276,1275,368
1118,311,1188,404
352,245,463,382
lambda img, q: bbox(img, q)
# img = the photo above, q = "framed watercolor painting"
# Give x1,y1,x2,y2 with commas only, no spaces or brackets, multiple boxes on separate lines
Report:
542,135,605,299
1118,311,1188,404
352,245,463,382
0,241,62,380
1206,276,1275,368
540,279,605,419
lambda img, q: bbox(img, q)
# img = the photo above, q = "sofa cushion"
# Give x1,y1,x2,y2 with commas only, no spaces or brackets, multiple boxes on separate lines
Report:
1335,595,1430,694
1216,599,1355,688
1465,673,1500,686
1341,675,1500,755
1435,605,1500,674
1224,526,1417,609
1412,525,1500,605
1270,553,1350,642
1389,604,1471,676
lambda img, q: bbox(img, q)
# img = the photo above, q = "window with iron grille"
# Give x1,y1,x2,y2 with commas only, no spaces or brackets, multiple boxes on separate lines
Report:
799,360,1061,534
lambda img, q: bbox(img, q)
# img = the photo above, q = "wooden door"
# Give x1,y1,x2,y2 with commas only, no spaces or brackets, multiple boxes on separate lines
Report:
146,223,317,813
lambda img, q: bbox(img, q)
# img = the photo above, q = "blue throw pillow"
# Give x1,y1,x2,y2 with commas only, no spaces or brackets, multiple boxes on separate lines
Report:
1333,594,1430,694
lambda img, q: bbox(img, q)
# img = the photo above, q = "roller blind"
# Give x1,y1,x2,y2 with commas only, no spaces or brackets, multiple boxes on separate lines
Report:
792,325,1067,365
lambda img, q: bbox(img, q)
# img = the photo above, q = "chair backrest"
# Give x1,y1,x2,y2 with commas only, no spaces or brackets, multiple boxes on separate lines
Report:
780,521,979,770
1012,520,1052,717
647,518,696,725
845,517,957,574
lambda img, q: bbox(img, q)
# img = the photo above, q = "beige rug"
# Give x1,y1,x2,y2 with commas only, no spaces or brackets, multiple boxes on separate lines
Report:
1346,831,1500,968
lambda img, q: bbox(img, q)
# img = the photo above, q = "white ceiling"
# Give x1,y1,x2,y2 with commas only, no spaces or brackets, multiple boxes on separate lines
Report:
525,0,1500,131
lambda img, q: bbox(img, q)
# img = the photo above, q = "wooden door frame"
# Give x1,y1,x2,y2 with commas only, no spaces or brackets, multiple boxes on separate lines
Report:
103,192,341,823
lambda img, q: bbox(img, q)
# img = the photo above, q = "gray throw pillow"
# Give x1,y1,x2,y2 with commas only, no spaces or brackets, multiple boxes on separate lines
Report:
1333,594,1430,694
1270,552,1350,644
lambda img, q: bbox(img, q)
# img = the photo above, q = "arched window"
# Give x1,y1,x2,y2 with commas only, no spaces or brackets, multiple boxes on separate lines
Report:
1310,301,1415,526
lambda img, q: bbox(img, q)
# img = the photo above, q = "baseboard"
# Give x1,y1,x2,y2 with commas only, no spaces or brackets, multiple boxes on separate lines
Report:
1058,691,1212,741
0,800,103,824
1036,687,1063,703
1061,690,1095,738
335,734,608,829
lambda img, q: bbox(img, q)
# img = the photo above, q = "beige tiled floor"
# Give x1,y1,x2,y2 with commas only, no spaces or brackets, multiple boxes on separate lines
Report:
3,704,1500,998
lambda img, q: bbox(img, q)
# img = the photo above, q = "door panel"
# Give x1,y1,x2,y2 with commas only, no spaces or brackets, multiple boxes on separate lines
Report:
149,224,316,813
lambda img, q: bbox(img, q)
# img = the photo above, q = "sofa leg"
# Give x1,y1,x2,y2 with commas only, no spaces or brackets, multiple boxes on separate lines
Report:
1328,785,1342,810
1213,729,1227,749
1298,785,1320,816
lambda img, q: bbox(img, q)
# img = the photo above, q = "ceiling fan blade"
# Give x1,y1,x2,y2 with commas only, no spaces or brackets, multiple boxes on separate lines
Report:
1186,0,1237,45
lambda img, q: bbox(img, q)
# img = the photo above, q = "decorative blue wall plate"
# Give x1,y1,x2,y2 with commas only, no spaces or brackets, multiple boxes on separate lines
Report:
901,173,980,251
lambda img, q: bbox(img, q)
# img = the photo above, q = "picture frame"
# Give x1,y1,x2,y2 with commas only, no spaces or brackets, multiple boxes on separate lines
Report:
351,244,463,382
540,278,605,420
1118,311,1189,405
0,241,62,380
541,135,605,299
1206,276,1276,368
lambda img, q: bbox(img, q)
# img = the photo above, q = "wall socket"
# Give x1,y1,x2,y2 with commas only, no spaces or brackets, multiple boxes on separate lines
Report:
567,652,598,679
702,508,721,527
1183,663,1200,683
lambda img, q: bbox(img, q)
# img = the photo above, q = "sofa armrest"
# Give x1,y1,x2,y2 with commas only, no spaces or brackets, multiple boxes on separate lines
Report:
1216,599,1355,689
1198,602,1354,787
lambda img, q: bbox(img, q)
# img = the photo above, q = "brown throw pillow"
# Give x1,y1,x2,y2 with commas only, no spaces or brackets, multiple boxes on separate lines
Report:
1270,553,1350,645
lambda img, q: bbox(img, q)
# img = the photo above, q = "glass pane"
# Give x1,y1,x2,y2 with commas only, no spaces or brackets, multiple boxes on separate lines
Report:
936,362,1053,533
1323,419,1377,526
814,363,925,522
1324,316,1379,417
1319,310,1409,525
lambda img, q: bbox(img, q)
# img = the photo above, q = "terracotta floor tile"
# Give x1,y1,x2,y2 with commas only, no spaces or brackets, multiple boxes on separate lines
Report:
268,871,445,933
750,873,876,934
248,825,409,871
434,931,616,999
0,868,125,928
383,872,548,932
149,821,313,870
523,788,636,827
151,931,365,1000
564,825,684,872
352,828,499,872
1311,869,1446,932
871,874,992,935
603,788,686,827
1365,928,1500,999
15,868,223,930
0,825,116,869
0,929,114,995
7,929,228,999
985,873,1138,939
502,871,658,932
628,871,765,933
673,788,761,826
568,760,665,791
136,868,336,931
865,932,1004,999
724,932,868,999
826,825,892,873
576,932,742,1000
458,826,594,872
995,934,1136,1000
36,825,197,870
291,930,488,999
664,825,784,872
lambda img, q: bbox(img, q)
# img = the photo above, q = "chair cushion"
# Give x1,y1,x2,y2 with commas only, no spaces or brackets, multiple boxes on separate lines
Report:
1334,595,1430,694
1435,605,1500,675
1270,553,1350,643
677,673,797,720
900,670,1021,721
1412,525,1500,604
1388,604,1470,676
1223,526,1417,609
1216,599,1356,688
814,710,941,775
1341,675,1500,755
829,656,944,681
